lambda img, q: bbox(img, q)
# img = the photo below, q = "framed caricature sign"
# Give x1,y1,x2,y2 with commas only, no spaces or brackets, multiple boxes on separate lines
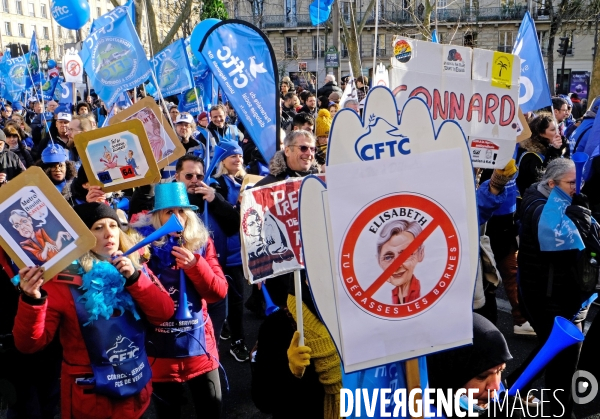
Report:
75,119,161,193
109,97,186,170
0,167,96,282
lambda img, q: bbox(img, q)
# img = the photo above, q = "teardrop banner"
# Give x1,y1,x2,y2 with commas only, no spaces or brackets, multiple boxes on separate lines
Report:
196,20,280,165
298,86,479,373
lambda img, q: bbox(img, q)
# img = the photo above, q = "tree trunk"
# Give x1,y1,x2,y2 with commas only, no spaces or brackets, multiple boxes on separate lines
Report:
590,20,600,100
547,30,556,96
340,0,376,78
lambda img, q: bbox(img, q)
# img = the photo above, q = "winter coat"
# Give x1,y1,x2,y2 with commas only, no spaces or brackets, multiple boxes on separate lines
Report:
317,81,343,100
569,116,595,153
211,175,243,266
515,137,564,199
12,265,174,419
517,184,589,324
9,144,34,168
148,237,228,382
0,148,25,181
255,150,318,188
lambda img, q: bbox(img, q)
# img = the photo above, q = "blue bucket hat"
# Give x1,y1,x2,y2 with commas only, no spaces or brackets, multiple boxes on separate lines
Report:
219,141,243,160
41,142,68,164
12,101,23,111
151,182,198,212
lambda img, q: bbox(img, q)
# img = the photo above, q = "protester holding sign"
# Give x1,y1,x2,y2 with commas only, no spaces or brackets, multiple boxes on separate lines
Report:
211,142,251,362
517,158,597,417
12,203,174,419
132,183,227,419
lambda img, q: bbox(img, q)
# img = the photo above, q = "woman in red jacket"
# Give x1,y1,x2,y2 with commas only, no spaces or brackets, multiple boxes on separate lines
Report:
133,182,228,419
12,202,174,419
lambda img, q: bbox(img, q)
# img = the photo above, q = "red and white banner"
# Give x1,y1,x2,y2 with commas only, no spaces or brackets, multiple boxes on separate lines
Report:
240,175,324,284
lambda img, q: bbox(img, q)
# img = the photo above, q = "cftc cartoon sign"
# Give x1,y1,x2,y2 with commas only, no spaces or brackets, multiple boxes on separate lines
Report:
389,37,520,169
299,87,478,372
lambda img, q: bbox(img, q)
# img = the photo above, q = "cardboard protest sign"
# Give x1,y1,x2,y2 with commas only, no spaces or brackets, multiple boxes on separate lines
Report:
110,97,186,170
0,167,96,281
75,119,160,193
299,87,479,372
240,178,304,284
389,37,520,169
240,175,325,284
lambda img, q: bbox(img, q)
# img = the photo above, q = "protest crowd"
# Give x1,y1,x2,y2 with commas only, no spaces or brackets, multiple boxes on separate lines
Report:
0,6,600,419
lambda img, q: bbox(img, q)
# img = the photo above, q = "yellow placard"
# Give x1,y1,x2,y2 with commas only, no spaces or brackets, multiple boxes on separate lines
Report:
491,51,514,89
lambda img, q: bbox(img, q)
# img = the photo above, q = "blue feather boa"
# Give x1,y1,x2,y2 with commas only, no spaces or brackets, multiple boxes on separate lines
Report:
78,261,140,326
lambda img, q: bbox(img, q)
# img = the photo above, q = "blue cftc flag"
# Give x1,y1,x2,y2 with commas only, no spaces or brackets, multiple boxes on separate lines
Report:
81,12,152,106
199,20,280,163
512,12,552,113
149,38,192,98
2,55,28,102
26,31,42,89
37,77,59,101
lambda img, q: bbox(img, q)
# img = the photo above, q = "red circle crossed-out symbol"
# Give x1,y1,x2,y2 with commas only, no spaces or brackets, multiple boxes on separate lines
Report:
66,60,80,77
339,193,460,319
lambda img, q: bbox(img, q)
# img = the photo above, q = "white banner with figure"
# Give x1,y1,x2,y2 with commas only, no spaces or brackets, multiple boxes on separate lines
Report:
299,87,479,372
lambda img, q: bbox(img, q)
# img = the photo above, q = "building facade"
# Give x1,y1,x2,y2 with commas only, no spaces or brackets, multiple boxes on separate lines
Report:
228,0,597,97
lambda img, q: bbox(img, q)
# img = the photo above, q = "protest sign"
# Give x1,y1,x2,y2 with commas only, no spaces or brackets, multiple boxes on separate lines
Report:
389,37,520,169
76,119,160,193
240,175,324,284
62,47,84,83
110,97,185,169
0,167,96,281
299,87,478,372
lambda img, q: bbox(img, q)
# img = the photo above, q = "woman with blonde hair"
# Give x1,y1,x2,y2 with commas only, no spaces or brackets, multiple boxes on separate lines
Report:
12,203,174,419
133,182,228,419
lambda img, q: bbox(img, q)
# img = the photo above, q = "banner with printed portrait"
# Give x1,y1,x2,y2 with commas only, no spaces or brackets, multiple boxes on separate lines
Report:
298,87,479,372
240,176,323,284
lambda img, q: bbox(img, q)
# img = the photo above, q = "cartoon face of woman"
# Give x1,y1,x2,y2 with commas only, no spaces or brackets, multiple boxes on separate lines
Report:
103,150,112,161
10,213,35,239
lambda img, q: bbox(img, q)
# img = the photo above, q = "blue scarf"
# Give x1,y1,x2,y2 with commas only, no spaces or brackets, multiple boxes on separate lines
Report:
538,187,585,251
78,261,140,326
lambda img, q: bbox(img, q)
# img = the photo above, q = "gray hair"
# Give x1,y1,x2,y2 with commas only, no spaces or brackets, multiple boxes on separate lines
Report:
284,130,315,148
541,158,575,184
376,219,423,258
344,99,359,108
326,74,335,83
9,209,30,225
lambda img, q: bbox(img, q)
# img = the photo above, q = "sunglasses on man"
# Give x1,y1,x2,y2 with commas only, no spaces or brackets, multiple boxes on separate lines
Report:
184,173,205,181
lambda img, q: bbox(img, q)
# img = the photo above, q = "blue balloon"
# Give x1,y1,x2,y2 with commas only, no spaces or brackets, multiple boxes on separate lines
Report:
48,59,57,69
190,19,221,63
51,0,90,30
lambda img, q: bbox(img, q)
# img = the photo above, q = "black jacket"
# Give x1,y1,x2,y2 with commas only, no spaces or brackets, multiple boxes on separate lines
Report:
0,149,25,181
515,137,565,198
517,184,589,323
317,81,342,100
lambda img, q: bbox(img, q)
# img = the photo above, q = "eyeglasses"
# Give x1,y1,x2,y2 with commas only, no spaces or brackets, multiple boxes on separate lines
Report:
184,173,204,181
289,145,316,154
560,180,583,189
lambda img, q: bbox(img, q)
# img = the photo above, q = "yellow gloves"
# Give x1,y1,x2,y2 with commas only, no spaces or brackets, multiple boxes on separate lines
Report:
495,159,517,178
287,331,311,378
